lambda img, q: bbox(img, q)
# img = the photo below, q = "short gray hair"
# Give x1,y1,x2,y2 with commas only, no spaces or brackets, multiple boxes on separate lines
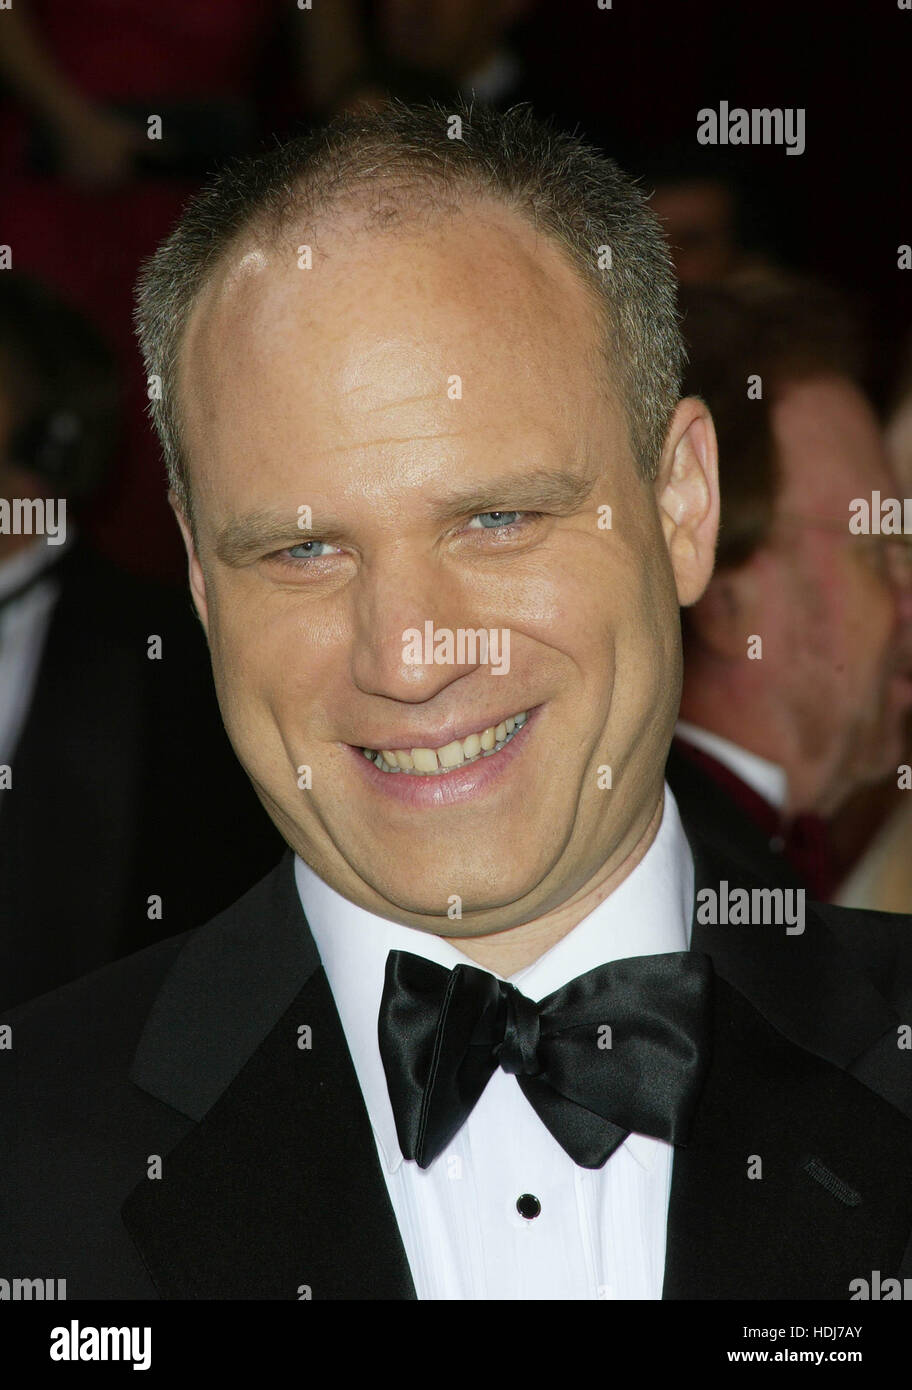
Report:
135,100,684,528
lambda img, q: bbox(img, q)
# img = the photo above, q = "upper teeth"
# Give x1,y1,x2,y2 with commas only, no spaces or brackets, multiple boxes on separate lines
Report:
363,711,528,774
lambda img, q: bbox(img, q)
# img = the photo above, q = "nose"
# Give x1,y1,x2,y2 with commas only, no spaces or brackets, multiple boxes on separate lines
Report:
349,548,492,704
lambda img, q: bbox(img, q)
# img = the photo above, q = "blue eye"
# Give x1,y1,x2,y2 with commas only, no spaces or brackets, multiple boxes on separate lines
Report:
468,511,522,530
285,540,335,559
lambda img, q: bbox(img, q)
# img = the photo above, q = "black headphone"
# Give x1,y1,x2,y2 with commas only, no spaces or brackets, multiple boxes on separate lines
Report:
9,407,85,485
0,274,116,499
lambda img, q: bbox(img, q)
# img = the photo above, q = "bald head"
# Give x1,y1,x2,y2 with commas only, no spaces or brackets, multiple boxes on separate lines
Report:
179,198,608,549
135,101,683,529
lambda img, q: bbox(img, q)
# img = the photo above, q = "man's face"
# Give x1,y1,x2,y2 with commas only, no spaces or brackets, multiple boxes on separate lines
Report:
756,377,912,807
177,202,691,937
649,181,736,285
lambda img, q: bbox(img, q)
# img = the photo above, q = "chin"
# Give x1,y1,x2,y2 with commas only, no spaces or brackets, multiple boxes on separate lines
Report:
364,818,564,908
373,861,546,923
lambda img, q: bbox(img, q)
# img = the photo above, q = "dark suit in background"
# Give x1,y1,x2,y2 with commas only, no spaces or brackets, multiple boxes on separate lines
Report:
666,738,834,896
0,540,284,1009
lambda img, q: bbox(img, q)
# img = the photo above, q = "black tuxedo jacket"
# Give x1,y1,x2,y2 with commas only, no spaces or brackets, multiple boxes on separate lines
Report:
0,541,284,1009
3,834,912,1300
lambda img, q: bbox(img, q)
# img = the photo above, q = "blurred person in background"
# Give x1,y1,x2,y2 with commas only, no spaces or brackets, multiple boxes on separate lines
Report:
316,0,538,114
0,273,282,1009
0,0,355,580
834,333,912,913
667,278,912,900
642,149,781,287
886,339,912,481
651,173,741,284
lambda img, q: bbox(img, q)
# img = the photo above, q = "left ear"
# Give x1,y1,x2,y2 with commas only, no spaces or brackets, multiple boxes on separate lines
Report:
654,396,720,606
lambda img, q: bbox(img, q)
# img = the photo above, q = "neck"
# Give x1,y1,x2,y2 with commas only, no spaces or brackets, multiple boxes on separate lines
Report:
444,789,665,976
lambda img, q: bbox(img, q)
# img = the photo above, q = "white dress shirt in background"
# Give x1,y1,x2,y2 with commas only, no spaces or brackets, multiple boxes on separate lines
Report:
675,719,788,812
0,534,72,780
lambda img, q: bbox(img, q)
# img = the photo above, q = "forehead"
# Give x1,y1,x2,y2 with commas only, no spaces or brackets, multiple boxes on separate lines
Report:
178,200,621,518
772,375,894,514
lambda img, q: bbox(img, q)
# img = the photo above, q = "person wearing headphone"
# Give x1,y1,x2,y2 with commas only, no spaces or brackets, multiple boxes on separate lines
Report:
0,273,283,1008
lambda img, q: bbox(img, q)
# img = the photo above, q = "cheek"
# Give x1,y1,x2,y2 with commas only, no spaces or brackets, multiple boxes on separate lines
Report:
762,555,841,674
207,592,268,703
204,586,319,756
475,533,621,674
533,539,650,676
826,565,894,678
788,570,893,714
209,578,343,688
855,572,895,648
581,534,681,726
751,559,801,652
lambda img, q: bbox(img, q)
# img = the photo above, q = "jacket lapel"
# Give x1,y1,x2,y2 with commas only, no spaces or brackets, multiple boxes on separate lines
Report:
687,833,902,1090
663,833,912,1298
122,854,416,1299
663,972,912,1297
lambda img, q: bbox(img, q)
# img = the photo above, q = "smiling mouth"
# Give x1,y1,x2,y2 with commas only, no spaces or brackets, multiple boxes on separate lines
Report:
361,711,529,775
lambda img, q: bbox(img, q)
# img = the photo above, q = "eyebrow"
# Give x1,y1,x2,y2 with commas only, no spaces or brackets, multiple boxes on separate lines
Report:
427,467,599,523
214,466,600,566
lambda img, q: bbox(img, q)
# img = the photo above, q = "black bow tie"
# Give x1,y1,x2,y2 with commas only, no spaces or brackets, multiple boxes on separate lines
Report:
378,949,714,1170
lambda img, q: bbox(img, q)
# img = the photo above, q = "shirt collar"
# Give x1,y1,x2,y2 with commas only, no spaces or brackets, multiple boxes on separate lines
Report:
295,783,694,1174
675,719,788,811
0,528,74,603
